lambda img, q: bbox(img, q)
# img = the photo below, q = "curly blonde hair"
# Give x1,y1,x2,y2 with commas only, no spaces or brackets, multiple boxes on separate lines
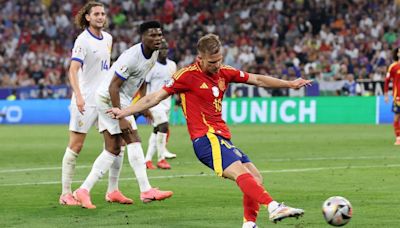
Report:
74,1,105,29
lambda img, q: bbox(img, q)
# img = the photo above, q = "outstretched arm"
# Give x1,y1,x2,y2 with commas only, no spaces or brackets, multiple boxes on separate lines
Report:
246,73,312,89
108,89,170,119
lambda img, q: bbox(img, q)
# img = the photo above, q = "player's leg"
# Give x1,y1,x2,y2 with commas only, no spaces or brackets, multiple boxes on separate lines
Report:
145,126,158,169
60,106,97,206
193,133,303,224
156,122,171,169
60,131,85,205
106,143,133,204
163,110,177,159
74,130,121,209
393,112,400,145
122,116,173,202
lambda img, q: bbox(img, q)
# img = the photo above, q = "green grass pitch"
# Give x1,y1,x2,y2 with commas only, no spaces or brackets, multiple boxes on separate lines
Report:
0,124,399,227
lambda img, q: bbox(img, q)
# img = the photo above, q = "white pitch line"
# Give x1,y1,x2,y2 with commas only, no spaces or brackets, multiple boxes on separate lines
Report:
0,155,399,174
1,164,399,187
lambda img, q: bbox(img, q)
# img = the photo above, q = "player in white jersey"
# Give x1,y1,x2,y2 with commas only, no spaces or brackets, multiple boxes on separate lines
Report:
73,21,173,209
144,39,177,170
59,2,131,206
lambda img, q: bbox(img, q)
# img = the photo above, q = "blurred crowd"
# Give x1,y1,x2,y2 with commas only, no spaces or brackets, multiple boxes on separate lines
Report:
0,0,399,95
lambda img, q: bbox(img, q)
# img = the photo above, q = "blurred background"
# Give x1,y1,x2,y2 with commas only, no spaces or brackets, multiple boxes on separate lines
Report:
0,0,398,124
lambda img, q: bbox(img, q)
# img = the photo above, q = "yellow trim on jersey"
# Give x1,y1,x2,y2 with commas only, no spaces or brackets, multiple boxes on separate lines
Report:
132,94,141,104
180,93,187,118
201,112,215,133
173,65,198,80
206,132,223,176
387,62,397,75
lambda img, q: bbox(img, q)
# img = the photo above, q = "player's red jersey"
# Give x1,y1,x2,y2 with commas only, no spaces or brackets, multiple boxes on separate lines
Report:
385,62,400,102
163,62,249,140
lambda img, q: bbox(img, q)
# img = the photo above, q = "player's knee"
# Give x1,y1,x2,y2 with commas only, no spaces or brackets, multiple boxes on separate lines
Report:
69,143,84,153
157,122,169,133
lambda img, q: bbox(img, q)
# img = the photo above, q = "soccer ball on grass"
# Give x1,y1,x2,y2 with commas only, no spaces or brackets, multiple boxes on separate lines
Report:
322,196,352,226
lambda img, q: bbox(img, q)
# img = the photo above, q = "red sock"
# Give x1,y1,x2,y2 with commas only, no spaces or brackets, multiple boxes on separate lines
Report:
236,173,273,205
394,118,400,137
243,194,260,222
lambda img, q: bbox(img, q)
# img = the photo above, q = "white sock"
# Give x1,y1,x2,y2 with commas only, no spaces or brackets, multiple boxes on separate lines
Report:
127,142,152,192
145,132,157,162
107,147,124,193
156,132,168,161
268,201,280,213
80,150,116,192
61,147,78,195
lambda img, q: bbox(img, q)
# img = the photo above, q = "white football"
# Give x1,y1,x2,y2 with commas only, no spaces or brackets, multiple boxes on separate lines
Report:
322,196,353,226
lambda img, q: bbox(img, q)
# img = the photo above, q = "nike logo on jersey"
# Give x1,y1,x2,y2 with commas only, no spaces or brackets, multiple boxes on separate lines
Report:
200,83,208,89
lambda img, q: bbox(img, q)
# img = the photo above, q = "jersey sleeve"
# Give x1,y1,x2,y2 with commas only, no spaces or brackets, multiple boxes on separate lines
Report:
113,50,136,81
71,36,87,65
163,71,190,95
222,65,249,83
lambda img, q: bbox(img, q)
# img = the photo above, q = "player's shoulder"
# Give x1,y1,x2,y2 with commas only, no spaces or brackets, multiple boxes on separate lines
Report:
101,31,113,40
166,58,177,66
220,64,239,72
388,62,400,72
172,63,200,80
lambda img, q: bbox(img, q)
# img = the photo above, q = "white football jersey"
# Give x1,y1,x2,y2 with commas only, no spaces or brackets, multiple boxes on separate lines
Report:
97,43,159,107
145,59,177,110
70,29,112,107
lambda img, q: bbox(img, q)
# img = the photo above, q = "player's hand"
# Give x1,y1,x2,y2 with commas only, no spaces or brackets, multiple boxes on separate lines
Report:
119,118,133,135
289,78,313,89
384,95,389,103
106,107,122,119
76,95,85,114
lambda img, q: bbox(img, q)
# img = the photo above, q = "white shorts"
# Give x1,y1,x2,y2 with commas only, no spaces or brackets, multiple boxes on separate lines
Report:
150,108,170,126
69,105,98,133
96,94,137,135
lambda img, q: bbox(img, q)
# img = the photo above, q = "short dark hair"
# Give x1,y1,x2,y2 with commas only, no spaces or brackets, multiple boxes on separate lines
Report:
393,47,400,61
139,21,161,34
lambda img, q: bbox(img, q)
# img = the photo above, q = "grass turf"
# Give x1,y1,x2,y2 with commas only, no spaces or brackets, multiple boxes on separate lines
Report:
0,124,399,227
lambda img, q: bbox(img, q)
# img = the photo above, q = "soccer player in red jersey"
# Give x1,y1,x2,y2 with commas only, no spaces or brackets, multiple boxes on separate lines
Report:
107,34,312,227
384,47,400,145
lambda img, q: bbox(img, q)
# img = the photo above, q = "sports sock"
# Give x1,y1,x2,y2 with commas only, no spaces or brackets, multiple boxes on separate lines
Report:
394,118,400,137
156,132,168,161
107,147,124,193
243,194,260,222
127,142,152,192
145,133,157,162
61,147,78,195
80,150,116,192
236,173,273,205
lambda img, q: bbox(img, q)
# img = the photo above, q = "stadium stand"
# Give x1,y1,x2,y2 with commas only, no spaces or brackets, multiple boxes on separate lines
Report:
0,0,398,98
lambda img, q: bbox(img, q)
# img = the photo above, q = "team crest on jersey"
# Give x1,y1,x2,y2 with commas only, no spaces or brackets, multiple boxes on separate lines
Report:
218,78,226,91
165,78,174,87
212,86,219,97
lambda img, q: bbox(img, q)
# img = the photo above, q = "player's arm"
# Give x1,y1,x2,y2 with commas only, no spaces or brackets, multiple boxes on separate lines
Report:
108,89,169,119
69,60,85,114
246,73,312,89
108,74,124,108
384,70,392,103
